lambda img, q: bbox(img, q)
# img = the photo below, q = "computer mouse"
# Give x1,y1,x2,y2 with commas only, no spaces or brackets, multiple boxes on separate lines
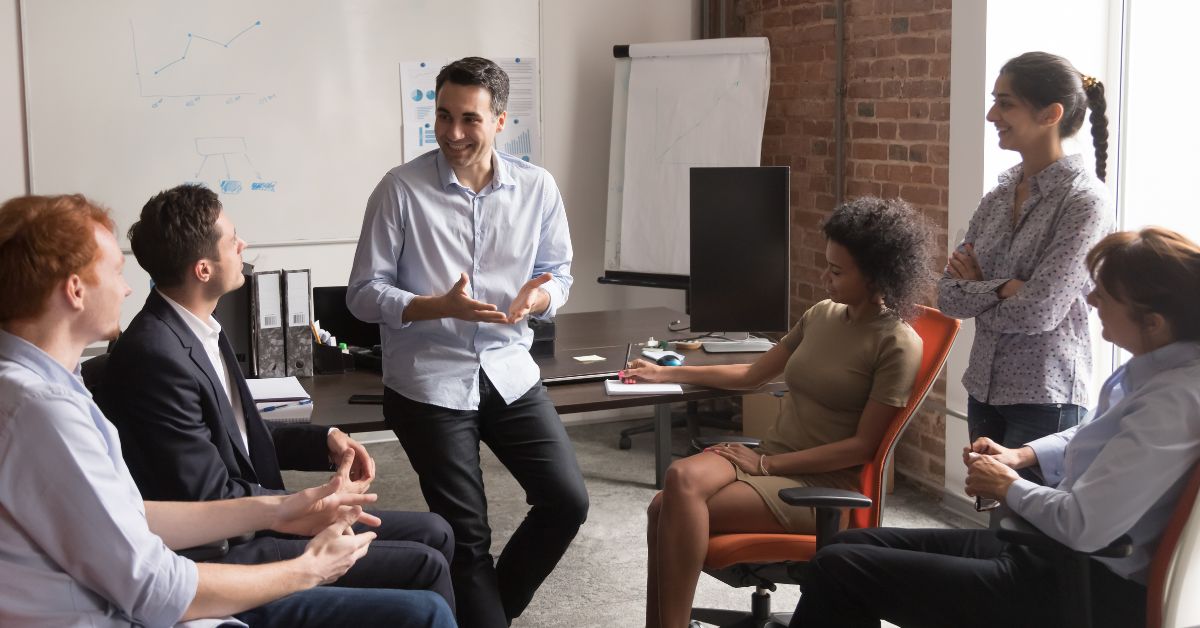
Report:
657,355,682,367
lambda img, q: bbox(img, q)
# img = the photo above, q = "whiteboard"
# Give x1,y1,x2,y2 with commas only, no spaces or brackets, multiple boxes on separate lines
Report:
604,38,769,276
20,0,541,246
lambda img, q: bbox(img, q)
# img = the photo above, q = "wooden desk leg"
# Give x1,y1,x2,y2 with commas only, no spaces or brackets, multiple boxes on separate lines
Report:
654,403,671,489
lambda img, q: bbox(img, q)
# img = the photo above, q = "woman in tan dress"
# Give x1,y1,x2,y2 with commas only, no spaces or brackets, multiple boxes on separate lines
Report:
626,197,934,628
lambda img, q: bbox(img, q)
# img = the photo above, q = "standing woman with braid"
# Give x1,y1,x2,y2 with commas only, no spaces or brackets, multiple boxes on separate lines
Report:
939,52,1111,464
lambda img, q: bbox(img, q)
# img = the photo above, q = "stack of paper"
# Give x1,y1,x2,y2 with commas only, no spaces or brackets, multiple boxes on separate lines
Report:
604,380,683,396
247,376,312,424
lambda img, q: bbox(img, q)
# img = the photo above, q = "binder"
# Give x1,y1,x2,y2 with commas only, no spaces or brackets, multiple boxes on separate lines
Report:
251,271,286,378
282,269,314,377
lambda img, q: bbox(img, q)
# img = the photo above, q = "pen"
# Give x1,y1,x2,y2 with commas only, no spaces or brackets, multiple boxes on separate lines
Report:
620,342,634,383
260,399,313,413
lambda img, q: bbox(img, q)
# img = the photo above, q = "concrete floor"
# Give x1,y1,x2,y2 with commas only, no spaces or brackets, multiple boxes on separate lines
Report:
283,418,979,627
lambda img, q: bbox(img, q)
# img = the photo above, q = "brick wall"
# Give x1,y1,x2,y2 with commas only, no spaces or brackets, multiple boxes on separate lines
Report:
722,0,952,491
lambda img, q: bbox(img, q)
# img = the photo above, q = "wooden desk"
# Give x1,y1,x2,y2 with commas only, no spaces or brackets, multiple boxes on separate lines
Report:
304,307,785,487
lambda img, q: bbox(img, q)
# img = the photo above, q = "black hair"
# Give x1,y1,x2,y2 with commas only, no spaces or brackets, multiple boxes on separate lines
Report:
1001,51,1109,181
821,196,934,320
128,184,222,288
435,57,509,117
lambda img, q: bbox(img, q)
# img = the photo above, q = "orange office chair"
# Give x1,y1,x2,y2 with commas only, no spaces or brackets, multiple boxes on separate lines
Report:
998,459,1200,628
689,304,960,627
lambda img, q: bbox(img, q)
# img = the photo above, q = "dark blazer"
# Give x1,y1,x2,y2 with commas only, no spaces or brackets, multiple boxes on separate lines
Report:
99,291,330,502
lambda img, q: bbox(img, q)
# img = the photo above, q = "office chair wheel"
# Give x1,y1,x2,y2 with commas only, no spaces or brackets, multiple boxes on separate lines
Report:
618,435,632,450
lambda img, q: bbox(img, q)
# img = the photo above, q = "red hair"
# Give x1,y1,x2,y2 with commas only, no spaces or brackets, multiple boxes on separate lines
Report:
0,194,115,322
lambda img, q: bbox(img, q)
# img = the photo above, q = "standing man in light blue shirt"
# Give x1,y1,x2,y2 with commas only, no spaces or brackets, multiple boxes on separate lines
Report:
347,56,587,628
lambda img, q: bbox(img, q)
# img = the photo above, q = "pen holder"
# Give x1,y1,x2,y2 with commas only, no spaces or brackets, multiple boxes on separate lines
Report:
313,343,352,375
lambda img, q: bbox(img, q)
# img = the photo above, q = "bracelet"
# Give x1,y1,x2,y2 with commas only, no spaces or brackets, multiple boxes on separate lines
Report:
758,454,770,476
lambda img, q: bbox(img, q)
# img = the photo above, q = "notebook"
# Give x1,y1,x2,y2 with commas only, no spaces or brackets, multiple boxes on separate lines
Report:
604,380,683,396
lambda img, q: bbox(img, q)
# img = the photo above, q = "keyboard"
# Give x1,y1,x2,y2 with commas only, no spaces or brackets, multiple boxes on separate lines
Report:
702,340,774,353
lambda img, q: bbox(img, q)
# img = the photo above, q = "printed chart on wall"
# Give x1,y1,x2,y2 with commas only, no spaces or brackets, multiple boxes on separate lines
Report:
400,57,541,164
20,0,541,245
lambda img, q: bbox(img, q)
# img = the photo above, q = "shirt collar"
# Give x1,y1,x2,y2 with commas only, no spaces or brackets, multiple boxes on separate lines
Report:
1122,341,1200,393
0,329,88,395
435,149,513,193
997,153,1087,192
157,289,222,345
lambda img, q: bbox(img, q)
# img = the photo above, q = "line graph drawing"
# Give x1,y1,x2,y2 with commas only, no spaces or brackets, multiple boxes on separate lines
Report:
129,19,266,101
151,20,261,75
193,137,275,194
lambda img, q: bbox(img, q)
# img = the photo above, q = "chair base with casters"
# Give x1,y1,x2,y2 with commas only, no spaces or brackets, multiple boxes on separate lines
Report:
689,488,873,628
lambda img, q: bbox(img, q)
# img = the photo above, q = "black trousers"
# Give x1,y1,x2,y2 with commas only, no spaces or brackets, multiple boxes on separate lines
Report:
385,375,589,628
790,527,1146,628
219,509,456,611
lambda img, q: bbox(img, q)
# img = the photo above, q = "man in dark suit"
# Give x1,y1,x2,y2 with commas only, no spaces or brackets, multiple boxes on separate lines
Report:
99,184,455,611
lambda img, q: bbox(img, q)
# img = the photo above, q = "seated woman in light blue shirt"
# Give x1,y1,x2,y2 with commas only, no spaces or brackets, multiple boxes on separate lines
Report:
791,227,1200,628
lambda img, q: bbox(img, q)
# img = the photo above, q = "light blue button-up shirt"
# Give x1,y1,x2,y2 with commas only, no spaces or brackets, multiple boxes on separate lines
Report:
0,330,199,627
347,149,573,410
1007,341,1200,583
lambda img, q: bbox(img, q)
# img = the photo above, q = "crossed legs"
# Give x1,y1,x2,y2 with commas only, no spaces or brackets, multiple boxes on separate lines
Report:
646,452,786,628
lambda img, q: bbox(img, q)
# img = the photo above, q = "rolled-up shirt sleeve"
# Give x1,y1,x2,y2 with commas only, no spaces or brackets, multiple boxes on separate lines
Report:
0,393,197,626
347,173,417,331
530,172,572,320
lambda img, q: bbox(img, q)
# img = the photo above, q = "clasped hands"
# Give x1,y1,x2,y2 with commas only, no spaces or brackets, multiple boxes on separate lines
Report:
439,272,551,324
962,437,1023,503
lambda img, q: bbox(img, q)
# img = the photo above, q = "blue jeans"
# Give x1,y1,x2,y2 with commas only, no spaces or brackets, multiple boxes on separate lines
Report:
234,587,455,628
967,396,1085,483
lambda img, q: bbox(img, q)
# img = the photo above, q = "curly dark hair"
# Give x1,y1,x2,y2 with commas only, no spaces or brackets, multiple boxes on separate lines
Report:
128,183,222,289
820,196,934,320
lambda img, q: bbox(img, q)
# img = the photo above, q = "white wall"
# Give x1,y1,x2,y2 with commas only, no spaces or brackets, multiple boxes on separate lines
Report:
945,0,1118,507
0,0,693,327
0,0,24,201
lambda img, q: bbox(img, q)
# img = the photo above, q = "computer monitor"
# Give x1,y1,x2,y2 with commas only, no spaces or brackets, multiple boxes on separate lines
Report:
688,166,790,335
312,286,381,349
212,264,255,377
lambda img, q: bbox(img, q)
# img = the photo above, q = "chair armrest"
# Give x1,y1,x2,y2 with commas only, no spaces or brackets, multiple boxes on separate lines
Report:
778,487,872,510
997,516,1133,559
178,538,230,562
692,435,762,450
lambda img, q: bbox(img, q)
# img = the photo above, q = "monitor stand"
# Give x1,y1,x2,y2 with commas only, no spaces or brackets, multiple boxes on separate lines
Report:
701,332,773,353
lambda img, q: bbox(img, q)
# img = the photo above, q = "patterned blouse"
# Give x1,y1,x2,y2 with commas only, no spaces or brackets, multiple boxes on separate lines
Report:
937,154,1111,406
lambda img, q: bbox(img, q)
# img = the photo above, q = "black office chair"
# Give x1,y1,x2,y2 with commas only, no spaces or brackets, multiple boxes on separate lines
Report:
82,351,230,562
618,399,743,450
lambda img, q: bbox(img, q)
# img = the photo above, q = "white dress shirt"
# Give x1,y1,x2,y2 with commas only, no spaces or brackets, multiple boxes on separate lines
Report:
159,290,250,452
346,149,573,410
1007,341,1200,583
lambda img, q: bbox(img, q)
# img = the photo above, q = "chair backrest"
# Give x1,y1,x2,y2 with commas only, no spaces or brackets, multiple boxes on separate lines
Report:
79,352,110,397
850,305,959,530
1149,461,1200,628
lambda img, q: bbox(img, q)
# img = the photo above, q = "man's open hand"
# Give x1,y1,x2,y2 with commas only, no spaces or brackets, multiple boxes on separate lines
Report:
506,273,552,324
